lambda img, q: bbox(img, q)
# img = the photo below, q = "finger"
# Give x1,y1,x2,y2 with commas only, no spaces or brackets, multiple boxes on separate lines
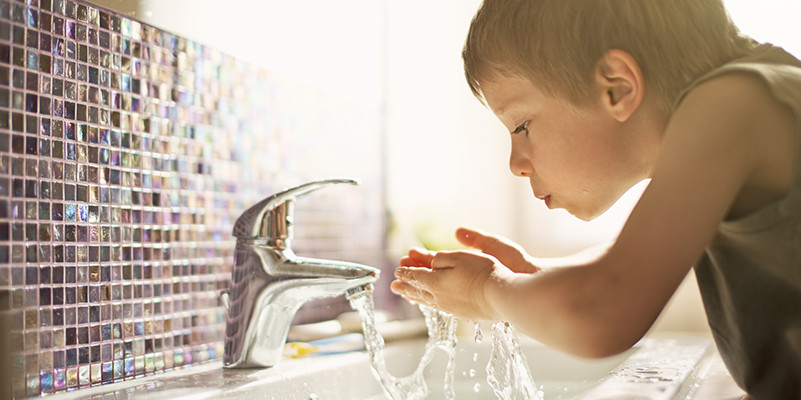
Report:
399,248,435,268
409,248,435,264
429,249,492,270
399,255,424,267
394,266,434,289
390,280,434,306
390,279,415,296
455,227,529,270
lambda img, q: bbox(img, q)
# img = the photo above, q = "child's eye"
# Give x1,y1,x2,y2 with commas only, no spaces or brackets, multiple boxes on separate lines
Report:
511,121,529,136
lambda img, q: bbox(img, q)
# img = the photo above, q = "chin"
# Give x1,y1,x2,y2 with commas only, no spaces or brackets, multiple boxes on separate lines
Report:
569,209,599,222
566,203,612,222
566,184,640,221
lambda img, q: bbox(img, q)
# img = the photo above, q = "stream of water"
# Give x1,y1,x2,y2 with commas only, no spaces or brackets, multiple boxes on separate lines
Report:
349,291,543,400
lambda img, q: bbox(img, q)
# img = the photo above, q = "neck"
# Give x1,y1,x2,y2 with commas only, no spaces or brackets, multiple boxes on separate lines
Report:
630,95,671,179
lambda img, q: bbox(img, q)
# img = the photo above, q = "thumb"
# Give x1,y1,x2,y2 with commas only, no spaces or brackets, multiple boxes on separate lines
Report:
455,227,537,273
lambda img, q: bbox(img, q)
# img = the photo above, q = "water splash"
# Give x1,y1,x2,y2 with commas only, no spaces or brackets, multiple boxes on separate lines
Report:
350,291,541,400
486,322,543,400
422,306,458,399
349,292,457,400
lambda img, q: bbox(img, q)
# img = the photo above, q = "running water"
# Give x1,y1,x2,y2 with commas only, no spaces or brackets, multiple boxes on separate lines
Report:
485,322,543,400
473,322,483,343
349,291,457,400
349,290,541,400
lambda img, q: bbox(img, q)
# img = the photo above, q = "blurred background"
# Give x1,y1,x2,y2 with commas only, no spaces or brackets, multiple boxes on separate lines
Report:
92,0,801,333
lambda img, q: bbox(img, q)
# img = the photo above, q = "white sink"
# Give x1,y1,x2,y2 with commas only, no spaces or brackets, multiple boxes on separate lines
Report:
45,334,736,400
380,335,714,400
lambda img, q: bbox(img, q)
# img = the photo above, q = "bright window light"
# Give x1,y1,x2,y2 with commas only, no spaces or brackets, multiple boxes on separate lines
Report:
724,0,801,57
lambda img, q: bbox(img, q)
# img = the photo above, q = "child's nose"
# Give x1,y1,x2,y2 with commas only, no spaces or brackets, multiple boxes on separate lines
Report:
509,146,534,177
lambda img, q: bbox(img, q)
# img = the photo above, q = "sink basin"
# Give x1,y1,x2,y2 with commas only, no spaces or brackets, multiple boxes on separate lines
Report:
44,334,725,400
380,335,713,400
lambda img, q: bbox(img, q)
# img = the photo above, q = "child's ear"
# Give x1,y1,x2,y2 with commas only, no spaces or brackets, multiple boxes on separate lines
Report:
595,49,644,122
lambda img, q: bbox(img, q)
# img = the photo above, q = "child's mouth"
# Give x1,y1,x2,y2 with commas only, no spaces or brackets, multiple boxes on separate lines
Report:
536,194,552,208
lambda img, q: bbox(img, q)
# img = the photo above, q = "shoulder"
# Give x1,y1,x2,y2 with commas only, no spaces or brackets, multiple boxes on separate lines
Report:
666,72,778,181
675,70,793,131
670,71,797,218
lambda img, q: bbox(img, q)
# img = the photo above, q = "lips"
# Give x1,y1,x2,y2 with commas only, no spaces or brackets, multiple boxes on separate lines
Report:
535,193,552,208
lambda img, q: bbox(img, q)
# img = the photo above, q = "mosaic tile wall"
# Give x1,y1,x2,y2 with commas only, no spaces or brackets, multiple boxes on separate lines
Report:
0,0,387,398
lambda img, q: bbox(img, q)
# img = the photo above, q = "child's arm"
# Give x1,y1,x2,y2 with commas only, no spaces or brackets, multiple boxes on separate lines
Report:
391,72,797,358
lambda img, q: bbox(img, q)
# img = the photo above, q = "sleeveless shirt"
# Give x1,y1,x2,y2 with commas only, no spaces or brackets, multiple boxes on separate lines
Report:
675,44,801,399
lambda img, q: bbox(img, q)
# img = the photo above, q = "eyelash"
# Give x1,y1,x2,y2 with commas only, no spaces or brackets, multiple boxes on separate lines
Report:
511,121,529,136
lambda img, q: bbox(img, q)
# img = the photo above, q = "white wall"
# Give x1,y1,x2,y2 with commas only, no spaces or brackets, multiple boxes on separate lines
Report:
383,0,519,255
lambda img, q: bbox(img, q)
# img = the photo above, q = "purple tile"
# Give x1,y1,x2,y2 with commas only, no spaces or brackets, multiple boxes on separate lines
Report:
54,368,66,390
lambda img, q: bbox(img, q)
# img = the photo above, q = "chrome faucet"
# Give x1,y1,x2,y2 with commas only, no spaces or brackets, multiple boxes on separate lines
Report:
223,178,380,368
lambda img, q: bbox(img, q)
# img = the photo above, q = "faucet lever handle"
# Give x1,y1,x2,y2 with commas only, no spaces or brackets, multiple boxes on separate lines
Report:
233,178,359,240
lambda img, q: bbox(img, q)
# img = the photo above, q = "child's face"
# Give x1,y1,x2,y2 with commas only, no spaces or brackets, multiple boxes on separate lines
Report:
481,74,646,221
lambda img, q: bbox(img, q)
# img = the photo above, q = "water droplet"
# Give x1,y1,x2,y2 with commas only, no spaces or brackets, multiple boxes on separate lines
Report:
469,368,476,378
473,382,482,393
472,352,479,362
474,322,483,343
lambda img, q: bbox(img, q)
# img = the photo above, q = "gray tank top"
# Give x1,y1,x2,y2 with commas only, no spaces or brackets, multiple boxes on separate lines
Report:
676,44,801,399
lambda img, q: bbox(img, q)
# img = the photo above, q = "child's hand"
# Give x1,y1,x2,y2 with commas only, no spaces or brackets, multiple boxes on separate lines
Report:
453,227,540,274
391,247,505,320
390,227,540,320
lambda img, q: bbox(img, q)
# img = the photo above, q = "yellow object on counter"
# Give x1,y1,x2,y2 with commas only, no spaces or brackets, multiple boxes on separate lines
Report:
284,342,321,359
283,333,365,359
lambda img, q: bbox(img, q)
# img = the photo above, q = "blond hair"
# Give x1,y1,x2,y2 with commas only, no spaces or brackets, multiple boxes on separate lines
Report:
463,0,755,112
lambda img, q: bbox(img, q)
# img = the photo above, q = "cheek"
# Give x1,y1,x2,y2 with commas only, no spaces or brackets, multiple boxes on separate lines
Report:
539,145,597,183
534,114,616,180
555,126,620,179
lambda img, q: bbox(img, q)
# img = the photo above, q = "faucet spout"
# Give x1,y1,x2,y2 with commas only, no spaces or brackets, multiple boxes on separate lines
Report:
223,179,381,369
223,245,379,368
287,254,379,292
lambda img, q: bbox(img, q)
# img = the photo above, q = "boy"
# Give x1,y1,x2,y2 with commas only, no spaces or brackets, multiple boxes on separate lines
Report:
390,0,801,398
